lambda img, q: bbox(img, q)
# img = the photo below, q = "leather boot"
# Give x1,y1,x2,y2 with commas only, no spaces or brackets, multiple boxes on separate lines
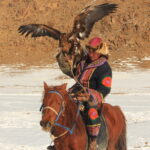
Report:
89,136,97,150
47,145,55,150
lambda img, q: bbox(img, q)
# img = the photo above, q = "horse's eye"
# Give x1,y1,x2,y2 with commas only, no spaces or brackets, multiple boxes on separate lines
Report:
57,102,61,105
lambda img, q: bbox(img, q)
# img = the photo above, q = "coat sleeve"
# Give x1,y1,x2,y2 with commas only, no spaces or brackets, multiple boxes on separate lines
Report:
95,61,112,98
56,52,74,78
56,50,85,78
86,61,112,104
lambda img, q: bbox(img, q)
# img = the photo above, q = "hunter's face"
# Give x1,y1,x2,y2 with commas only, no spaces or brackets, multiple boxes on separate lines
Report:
88,50,101,61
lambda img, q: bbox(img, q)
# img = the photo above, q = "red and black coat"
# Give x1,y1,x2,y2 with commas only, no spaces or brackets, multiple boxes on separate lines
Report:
56,52,112,104
72,56,112,104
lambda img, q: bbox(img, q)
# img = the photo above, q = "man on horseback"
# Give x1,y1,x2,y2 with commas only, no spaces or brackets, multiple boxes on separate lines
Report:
48,37,112,150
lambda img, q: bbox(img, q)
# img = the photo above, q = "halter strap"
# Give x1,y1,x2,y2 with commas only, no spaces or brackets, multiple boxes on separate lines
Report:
47,90,65,122
41,90,64,115
48,90,63,99
41,90,81,140
43,106,58,115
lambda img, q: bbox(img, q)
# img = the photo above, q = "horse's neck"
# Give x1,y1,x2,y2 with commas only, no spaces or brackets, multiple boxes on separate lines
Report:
58,94,78,127
53,94,86,137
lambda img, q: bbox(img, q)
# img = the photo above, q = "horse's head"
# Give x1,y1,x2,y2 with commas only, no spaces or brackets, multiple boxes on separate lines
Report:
40,82,67,131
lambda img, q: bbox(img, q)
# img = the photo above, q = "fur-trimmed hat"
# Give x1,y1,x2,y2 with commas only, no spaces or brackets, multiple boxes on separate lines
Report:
88,37,102,48
87,37,109,55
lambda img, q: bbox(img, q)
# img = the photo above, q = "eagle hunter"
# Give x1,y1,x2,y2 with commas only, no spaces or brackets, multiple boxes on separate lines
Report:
18,3,117,56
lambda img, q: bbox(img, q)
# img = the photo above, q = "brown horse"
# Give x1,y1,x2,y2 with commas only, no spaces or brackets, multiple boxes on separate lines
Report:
40,82,127,150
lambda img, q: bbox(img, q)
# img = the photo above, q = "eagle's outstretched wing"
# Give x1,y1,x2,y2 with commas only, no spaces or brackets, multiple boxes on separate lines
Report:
71,3,118,39
18,24,62,40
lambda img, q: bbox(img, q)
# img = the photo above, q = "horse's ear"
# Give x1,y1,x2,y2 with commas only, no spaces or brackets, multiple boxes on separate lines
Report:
61,83,67,90
43,81,48,90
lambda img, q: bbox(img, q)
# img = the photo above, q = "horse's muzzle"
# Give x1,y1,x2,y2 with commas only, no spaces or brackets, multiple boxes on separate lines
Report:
40,120,51,128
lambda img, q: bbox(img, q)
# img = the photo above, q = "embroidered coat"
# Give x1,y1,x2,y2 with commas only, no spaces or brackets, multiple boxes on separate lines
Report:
56,52,112,104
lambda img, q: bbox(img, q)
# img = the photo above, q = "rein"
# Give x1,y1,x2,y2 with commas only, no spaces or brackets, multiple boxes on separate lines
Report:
40,90,81,141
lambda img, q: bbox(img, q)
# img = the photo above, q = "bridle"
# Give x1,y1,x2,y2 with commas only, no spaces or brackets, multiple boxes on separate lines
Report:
40,90,81,141
40,90,66,140
41,90,65,122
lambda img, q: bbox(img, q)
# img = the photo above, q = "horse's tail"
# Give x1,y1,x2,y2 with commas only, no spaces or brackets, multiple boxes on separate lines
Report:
116,107,127,150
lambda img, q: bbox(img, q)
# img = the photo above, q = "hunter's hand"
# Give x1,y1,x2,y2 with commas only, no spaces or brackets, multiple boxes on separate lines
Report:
70,93,90,102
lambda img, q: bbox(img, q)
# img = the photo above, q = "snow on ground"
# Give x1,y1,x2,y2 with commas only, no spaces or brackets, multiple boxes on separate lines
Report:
0,64,150,150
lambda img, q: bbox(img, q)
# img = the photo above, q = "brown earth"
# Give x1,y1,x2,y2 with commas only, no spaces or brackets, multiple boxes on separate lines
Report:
0,0,150,70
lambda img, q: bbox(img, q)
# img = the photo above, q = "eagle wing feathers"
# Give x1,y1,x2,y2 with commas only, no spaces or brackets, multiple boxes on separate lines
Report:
72,3,118,39
18,24,61,40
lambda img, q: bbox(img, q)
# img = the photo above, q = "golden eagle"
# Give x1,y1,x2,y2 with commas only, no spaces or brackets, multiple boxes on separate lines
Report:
18,3,117,55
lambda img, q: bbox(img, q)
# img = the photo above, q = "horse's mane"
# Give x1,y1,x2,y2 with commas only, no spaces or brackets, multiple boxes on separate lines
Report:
64,91,78,112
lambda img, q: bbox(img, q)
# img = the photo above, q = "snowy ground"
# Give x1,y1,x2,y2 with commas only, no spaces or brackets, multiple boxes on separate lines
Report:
0,64,150,150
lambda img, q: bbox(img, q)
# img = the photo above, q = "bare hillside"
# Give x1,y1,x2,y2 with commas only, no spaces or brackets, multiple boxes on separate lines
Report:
0,0,149,69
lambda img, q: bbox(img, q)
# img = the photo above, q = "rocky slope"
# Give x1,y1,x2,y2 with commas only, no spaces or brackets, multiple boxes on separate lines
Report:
0,0,149,69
